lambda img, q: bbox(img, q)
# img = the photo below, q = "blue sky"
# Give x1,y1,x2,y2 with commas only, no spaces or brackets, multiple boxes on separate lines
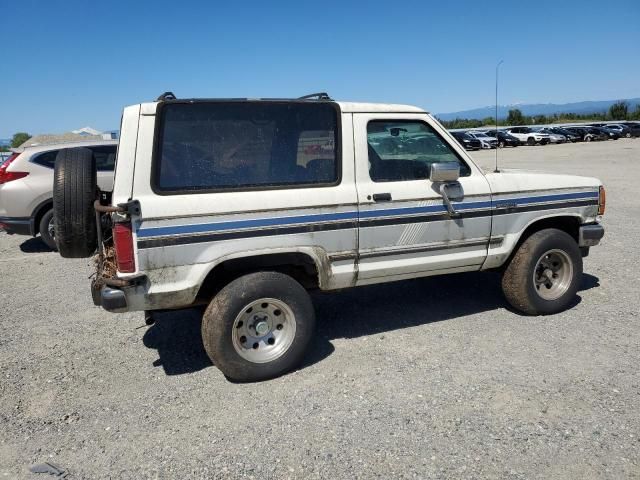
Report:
1,0,638,137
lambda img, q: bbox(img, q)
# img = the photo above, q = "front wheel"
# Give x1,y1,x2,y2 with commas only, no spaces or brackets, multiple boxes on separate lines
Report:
202,271,316,382
527,137,535,146
501,229,582,315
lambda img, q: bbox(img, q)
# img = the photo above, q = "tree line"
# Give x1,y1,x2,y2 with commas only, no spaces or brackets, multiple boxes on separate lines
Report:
438,101,640,129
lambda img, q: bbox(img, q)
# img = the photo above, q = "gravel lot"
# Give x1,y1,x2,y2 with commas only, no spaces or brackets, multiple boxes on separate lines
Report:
1,139,639,479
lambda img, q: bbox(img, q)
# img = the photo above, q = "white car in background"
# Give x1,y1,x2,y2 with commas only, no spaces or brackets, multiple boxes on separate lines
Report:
0,140,117,249
466,131,498,149
505,127,551,146
534,128,567,144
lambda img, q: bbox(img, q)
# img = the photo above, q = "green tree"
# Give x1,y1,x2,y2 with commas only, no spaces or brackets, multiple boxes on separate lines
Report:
507,109,525,125
532,114,548,124
608,101,628,120
631,105,640,121
10,132,31,148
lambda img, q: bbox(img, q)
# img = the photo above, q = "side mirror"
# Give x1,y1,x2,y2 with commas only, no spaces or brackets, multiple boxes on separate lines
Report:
429,162,460,183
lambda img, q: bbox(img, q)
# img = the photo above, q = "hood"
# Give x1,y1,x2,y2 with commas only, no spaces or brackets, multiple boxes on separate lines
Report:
483,169,602,194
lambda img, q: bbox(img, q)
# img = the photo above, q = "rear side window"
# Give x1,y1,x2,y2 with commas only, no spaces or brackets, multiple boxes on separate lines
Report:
31,146,116,171
154,102,339,193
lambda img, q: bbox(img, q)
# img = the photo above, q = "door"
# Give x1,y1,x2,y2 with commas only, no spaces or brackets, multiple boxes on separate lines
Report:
354,113,492,283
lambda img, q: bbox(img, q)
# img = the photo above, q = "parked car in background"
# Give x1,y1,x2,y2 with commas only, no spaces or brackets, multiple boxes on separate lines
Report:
563,127,603,142
546,127,582,143
592,126,620,140
0,140,117,249
1,152,13,164
533,128,567,144
600,124,632,138
483,130,520,147
620,122,640,137
505,127,551,145
451,131,482,151
466,131,498,149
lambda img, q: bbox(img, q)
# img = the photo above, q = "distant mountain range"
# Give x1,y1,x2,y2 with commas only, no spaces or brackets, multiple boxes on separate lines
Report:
436,98,640,121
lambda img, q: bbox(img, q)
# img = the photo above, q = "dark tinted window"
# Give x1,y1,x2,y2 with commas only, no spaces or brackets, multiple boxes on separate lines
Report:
32,150,58,169
367,120,470,182
90,146,117,171
154,102,339,192
31,146,116,171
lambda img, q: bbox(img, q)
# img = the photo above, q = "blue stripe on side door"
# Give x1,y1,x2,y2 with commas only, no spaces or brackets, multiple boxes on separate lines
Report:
136,190,597,238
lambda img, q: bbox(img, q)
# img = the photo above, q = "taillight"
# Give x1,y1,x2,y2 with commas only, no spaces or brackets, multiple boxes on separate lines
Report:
0,153,29,185
598,186,606,216
113,222,136,273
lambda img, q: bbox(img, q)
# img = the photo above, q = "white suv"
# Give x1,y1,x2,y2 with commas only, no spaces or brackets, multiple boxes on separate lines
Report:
53,94,605,381
505,127,551,146
0,140,117,249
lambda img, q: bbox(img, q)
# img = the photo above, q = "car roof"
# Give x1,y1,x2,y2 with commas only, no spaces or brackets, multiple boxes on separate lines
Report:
11,139,118,154
139,100,427,115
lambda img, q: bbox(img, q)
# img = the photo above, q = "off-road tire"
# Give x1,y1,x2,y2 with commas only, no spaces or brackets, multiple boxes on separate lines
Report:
38,209,57,251
53,148,97,258
202,271,316,382
502,228,582,315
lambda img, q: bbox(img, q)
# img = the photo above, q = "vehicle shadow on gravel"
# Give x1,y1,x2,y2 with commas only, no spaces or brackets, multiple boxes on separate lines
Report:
19,237,53,253
141,272,599,376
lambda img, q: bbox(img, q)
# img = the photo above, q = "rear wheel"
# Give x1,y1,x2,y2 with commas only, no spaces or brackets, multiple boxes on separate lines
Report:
585,136,592,142
202,271,316,382
38,209,57,251
498,141,505,148
53,148,97,258
502,229,582,315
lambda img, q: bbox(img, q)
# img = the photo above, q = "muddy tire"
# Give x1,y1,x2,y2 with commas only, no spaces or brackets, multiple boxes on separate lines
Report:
202,271,315,382
502,228,582,315
53,148,97,258
38,208,57,251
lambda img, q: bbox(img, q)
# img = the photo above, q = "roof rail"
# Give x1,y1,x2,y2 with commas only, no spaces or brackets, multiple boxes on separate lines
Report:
157,91,177,101
298,92,332,101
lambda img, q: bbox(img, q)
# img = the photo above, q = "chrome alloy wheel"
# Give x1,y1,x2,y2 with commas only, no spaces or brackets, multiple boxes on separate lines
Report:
231,298,296,363
48,216,55,240
533,249,573,300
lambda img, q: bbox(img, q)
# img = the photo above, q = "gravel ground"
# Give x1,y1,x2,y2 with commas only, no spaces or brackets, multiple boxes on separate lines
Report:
1,139,639,479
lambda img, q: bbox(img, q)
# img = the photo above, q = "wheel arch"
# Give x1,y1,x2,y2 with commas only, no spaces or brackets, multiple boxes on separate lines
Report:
195,248,328,302
499,214,582,270
31,198,53,236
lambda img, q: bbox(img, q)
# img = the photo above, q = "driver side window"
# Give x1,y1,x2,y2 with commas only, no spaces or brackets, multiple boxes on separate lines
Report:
367,120,470,182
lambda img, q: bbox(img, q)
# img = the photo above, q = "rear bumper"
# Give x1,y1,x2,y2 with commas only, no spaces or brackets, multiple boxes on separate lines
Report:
100,286,128,312
579,224,605,247
0,216,32,236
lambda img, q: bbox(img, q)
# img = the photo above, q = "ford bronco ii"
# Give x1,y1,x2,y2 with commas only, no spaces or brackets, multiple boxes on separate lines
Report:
53,92,605,381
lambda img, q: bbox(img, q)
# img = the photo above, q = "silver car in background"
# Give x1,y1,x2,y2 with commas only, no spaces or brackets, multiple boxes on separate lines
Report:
0,140,117,249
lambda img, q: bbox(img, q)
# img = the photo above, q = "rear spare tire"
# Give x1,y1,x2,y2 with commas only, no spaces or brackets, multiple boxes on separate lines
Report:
53,148,97,258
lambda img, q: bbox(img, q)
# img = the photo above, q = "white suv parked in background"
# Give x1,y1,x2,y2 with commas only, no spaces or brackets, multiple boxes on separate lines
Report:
0,140,117,249
53,93,605,382
505,127,551,146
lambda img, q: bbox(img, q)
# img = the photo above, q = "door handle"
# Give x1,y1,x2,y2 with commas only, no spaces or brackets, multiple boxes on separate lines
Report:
372,193,392,202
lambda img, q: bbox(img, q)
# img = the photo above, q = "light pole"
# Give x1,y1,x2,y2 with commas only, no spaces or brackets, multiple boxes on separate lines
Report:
495,60,504,173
